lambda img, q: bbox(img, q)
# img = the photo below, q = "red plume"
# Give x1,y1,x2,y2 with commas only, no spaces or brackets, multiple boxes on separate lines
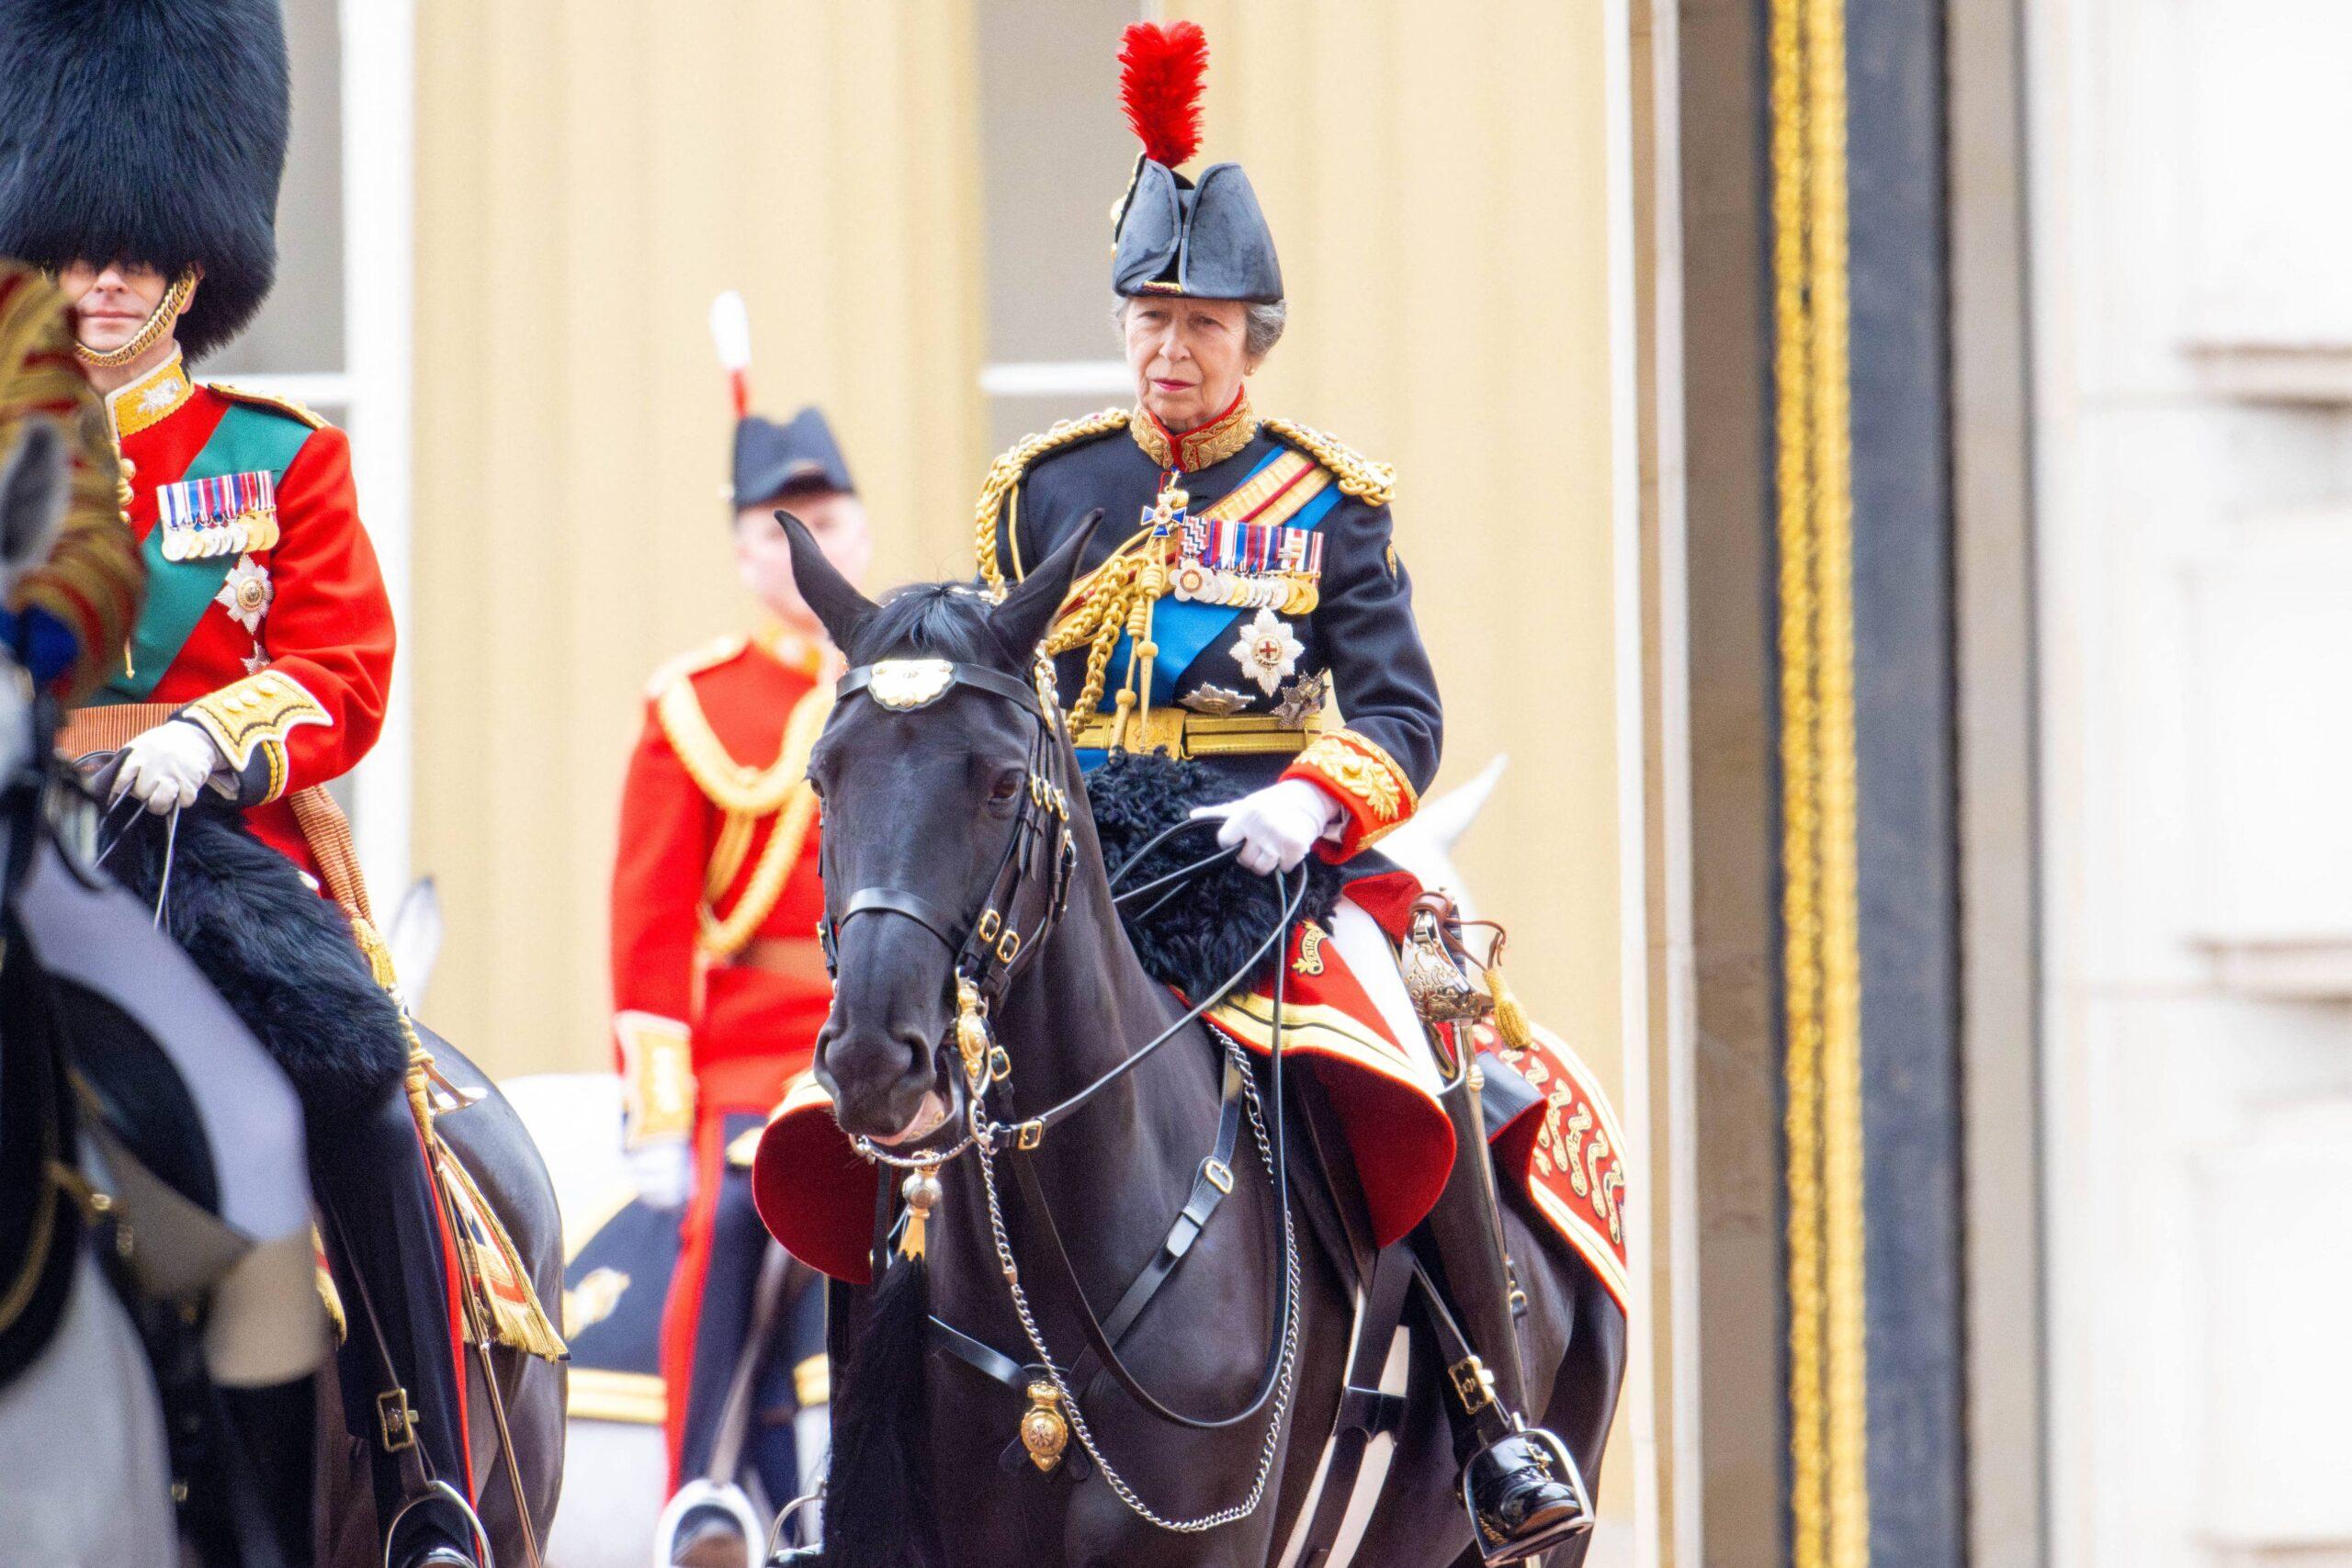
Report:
1118,19,1208,169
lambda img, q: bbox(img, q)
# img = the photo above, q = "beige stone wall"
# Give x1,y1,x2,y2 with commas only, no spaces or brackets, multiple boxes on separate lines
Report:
1176,0,1629,1095
410,0,986,1075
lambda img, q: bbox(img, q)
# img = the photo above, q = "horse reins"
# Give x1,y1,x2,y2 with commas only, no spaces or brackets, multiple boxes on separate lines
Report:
820,654,1312,1532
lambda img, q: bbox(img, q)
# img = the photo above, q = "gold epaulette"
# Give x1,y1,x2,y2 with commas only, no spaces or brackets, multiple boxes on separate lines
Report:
642,635,746,700
1261,416,1396,508
973,407,1132,594
206,382,329,431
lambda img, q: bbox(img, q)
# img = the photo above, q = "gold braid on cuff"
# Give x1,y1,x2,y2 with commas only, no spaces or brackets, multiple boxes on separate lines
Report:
178,671,331,805
1290,729,1418,844
615,1011,695,1145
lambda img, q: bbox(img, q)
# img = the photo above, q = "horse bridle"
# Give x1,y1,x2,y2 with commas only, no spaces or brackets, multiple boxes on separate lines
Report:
816,656,1079,1099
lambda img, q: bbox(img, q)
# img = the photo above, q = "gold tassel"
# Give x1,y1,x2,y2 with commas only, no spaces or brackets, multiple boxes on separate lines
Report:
1484,964,1536,1053
350,914,401,992
898,1166,943,1262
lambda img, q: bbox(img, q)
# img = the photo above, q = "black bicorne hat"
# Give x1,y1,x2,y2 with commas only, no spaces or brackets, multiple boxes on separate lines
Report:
0,0,290,362
733,407,854,509
1109,21,1283,304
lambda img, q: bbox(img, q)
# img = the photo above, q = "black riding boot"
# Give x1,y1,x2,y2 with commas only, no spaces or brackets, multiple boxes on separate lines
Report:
1420,1059,1593,1564
311,1081,481,1568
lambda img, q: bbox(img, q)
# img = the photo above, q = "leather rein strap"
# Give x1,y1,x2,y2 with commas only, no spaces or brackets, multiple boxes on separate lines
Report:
820,660,1074,1015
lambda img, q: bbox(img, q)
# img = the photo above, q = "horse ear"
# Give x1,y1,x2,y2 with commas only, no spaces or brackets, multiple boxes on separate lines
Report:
989,509,1102,666
777,510,878,653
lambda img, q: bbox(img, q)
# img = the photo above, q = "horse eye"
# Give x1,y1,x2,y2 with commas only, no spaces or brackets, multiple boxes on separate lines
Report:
989,770,1025,802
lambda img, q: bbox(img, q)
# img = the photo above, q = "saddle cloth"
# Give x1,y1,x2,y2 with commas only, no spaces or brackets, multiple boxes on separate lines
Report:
752,920,1629,1311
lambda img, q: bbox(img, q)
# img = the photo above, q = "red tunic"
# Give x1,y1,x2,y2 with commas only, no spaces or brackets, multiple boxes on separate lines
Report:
609,630,834,1127
84,353,394,880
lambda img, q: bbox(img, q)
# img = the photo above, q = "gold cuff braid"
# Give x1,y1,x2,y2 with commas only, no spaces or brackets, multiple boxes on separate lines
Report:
615,1011,695,1145
179,671,330,805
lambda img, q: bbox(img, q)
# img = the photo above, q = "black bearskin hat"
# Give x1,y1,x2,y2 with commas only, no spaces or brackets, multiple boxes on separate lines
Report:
0,0,290,362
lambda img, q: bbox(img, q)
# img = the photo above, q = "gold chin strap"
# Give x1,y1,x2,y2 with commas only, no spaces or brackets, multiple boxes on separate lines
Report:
72,269,195,370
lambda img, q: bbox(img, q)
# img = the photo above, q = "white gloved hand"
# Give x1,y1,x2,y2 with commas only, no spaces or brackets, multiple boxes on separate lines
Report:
111,718,226,815
1191,778,1343,876
623,1136,695,1210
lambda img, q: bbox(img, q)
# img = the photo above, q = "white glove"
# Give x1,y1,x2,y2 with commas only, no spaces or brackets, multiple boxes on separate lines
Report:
111,718,226,815
623,1136,695,1210
1191,778,1343,876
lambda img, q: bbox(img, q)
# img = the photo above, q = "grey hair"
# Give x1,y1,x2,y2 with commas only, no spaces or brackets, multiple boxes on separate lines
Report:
1113,295,1289,361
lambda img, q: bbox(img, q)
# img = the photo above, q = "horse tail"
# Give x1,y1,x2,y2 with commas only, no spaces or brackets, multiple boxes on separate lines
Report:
821,1255,939,1568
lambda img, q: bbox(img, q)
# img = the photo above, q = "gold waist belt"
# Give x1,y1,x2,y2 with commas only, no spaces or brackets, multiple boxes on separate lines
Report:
1069,706,1327,760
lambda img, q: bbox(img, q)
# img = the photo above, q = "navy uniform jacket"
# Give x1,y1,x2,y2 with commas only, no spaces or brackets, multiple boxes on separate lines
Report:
980,399,1442,860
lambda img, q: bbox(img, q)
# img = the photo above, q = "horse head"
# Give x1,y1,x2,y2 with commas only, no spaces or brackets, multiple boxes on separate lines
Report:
781,508,1102,1145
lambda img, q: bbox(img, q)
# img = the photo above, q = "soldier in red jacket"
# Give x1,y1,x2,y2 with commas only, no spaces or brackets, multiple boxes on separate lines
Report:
613,318,868,1560
1,6,488,1564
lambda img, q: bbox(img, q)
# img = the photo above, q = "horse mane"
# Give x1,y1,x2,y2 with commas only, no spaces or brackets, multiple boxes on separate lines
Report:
845,583,1006,668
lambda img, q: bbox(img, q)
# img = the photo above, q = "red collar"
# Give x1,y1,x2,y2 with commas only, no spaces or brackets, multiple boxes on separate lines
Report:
1130,388,1258,473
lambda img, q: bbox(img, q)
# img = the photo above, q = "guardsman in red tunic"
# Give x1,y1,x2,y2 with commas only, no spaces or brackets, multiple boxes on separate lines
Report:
615,299,869,1564
1,6,492,1564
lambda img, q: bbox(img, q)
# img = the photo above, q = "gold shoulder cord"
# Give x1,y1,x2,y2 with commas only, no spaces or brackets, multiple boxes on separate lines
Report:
691,682,834,961
1771,0,1868,1562
1259,417,1396,508
972,408,1131,596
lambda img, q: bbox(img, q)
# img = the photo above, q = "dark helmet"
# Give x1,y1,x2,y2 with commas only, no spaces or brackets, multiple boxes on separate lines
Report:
733,408,854,510
1108,20,1283,304
0,0,290,361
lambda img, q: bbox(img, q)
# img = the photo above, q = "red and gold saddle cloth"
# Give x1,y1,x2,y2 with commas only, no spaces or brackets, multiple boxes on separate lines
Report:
752,922,1628,1314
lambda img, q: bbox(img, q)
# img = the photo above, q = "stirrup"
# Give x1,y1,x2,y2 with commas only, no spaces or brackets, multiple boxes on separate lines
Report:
1460,1427,1594,1566
383,1479,494,1568
763,1490,823,1565
654,1479,766,1567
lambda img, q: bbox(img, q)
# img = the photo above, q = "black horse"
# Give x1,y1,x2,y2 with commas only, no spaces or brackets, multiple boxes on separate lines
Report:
778,516,1623,1567
98,795,570,1568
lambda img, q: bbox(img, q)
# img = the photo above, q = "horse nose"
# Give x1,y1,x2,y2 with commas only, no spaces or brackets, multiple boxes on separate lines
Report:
816,1023,937,1139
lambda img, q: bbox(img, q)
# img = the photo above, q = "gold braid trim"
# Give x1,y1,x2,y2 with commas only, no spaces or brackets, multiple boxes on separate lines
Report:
682,682,832,960
655,674,829,817
1261,417,1396,507
1290,728,1419,844
1771,0,1869,1559
179,671,332,805
972,408,1131,595
614,1010,695,1145
209,382,329,431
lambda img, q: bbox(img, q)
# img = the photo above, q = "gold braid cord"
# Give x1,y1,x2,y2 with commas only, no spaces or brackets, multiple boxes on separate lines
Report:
690,682,832,960
1771,0,1868,1562
0,264,141,702
972,408,1132,596
1259,417,1396,507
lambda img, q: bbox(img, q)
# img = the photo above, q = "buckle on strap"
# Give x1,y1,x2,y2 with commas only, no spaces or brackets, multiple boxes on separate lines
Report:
1201,1156,1234,1195
1450,1354,1498,1416
376,1387,418,1452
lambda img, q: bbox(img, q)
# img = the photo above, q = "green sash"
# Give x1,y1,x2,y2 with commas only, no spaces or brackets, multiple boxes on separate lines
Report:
95,402,313,705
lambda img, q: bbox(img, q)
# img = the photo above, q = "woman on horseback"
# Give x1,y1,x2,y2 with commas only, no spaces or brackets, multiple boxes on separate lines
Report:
0,6,501,1563
971,21,1589,1561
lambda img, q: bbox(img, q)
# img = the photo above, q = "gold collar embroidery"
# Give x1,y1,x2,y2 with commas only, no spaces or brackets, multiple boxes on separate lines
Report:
1130,390,1258,474
106,352,195,441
